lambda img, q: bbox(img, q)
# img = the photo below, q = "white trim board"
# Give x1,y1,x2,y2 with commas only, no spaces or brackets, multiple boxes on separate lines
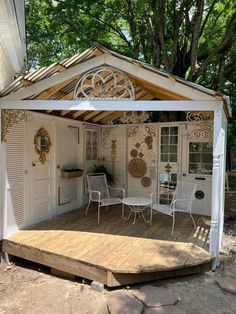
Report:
0,100,223,111
0,53,218,101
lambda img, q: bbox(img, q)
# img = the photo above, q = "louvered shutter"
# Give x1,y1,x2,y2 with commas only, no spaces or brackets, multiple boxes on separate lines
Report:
6,120,25,236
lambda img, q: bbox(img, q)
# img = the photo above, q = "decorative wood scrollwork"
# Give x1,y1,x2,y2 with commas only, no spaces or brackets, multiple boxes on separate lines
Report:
74,66,135,100
1,109,25,143
186,111,214,147
34,127,52,164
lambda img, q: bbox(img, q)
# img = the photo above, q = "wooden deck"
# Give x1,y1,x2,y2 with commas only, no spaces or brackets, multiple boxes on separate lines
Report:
2,205,212,287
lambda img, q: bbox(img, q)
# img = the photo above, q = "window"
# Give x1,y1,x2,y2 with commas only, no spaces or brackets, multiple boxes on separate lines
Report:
86,130,98,161
159,172,177,204
189,142,213,175
160,127,178,162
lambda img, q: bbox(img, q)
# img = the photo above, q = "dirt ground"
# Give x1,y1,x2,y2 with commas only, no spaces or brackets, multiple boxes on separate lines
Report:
0,256,235,314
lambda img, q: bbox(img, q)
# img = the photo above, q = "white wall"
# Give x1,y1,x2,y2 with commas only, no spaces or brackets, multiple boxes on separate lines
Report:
100,122,213,215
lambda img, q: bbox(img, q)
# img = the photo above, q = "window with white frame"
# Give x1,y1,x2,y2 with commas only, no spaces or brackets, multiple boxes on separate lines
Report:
160,127,178,162
189,142,213,175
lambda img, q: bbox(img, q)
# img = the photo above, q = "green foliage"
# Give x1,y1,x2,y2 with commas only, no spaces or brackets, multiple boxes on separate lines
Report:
91,164,115,186
25,0,236,146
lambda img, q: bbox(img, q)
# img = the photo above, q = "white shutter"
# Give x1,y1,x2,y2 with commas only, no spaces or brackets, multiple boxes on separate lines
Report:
0,111,3,239
6,120,25,236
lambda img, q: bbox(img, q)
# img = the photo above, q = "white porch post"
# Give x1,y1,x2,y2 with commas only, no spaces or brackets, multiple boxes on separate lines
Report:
210,105,226,269
0,110,7,240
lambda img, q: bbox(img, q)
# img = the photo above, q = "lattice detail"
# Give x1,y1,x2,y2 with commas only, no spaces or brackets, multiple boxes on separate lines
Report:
74,66,135,100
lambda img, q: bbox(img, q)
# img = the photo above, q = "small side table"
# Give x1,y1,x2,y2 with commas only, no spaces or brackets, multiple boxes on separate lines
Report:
122,197,152,224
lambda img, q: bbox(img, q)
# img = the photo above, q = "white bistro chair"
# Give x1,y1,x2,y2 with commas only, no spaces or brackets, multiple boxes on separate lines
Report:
151,181,197,235
86,173,125,223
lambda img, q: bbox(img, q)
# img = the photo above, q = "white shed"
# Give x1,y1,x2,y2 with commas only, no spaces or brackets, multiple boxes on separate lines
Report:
0,46,230,286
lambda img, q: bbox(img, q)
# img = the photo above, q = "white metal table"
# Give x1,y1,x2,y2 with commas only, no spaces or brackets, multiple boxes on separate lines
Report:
122,197,152,224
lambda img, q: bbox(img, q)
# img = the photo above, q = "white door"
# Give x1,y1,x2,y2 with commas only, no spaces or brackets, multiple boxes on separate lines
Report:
181,124,212,216
157,125,180,204
28,116,55,225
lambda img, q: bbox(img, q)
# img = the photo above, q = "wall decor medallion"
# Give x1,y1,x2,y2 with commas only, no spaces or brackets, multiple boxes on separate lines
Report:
130,149,138,158
34,127,52,164
141,176,151,188
128,158,147,178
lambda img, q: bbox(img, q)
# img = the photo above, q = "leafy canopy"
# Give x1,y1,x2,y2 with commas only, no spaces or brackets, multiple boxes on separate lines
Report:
26,0,236,146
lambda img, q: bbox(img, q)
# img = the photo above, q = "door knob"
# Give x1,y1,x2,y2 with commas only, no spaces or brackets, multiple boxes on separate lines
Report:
182,173,186,177
32,162,36,167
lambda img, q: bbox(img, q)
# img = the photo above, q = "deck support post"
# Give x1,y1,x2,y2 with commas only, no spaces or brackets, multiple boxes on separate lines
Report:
210,105,226,270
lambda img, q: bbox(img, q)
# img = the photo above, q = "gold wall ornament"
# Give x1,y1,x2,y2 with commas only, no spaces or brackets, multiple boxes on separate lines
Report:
1,109,25,143
74,66,135,100
186,111,214,147
34,127,52,164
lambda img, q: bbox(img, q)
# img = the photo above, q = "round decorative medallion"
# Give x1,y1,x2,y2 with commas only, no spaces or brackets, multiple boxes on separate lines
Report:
128,158,147,178
195,190,205,200
141,176,151,188
145,136,153,145
130,149,138,158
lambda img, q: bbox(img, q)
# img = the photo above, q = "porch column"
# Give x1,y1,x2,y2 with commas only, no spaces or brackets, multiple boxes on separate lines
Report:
210,105,227,269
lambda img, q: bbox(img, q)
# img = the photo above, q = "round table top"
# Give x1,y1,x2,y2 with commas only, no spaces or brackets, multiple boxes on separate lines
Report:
122,197,151,206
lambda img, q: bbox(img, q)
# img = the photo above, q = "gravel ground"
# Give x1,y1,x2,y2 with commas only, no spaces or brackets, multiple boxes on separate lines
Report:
0,256,235,314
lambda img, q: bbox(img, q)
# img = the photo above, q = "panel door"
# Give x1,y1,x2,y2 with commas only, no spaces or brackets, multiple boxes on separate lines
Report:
181,131,212,216
157,125,180,204
29,116,55,225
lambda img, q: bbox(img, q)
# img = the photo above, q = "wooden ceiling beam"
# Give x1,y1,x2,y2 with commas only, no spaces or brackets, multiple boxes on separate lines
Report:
34,78,76,100
101,111,125,124
72,110,88,119
60,110,71,116
92,111,114,123
83,111,102,121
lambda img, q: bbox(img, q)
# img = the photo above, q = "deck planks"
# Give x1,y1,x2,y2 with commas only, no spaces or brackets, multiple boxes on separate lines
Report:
2,205,212,286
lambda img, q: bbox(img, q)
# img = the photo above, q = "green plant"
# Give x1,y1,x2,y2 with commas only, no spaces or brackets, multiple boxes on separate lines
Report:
91,164,115,186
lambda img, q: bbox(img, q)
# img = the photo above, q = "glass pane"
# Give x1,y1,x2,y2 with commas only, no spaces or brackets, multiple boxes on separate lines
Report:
170,154,177,162
170,127,178,135
161,127,169,135
189,153,201,163
160,172,171,182
161,154,168,162
171,173,177,182
203,164,212,174
170,145,177,153
202,143,212,153
189,142,201,152
189,163,197,173
202,153,212,163
161,136,169,144
161,145,169,153
170,136,178,144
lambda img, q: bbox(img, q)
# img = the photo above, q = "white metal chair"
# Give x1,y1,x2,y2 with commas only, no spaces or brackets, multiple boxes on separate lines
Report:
151,181,197,235
86,173,125,223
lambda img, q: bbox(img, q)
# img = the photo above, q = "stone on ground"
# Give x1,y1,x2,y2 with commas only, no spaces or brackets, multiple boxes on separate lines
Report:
133,285,179,307
145,306,186,314
216,278,236,294
106,291,143,314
